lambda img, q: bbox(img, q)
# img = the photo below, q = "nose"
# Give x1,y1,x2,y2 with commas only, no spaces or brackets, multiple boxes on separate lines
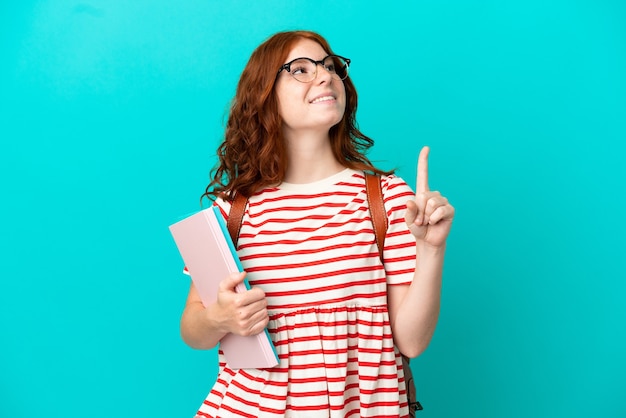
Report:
315,63,334,84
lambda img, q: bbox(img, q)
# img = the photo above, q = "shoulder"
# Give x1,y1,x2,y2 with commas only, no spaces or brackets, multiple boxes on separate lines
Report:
212,196,232,219
380,174,414,201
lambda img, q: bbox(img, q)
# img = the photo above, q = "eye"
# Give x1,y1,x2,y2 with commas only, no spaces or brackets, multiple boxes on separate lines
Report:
288,59,314,76
324,63,336,72
291,65,309,75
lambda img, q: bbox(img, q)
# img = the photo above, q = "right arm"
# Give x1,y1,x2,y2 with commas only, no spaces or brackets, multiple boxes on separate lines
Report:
180,272,270,350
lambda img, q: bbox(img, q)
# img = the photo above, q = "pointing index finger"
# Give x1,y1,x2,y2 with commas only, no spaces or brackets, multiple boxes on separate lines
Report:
417,146,430,193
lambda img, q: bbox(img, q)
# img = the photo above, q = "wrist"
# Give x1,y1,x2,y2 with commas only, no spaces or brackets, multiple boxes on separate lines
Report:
205,302,231,335
416,241,447,257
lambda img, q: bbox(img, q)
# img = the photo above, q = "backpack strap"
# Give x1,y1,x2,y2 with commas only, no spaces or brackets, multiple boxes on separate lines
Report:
364,173,387,261
227,192,248,245
226,174,388,257
365,173,423,415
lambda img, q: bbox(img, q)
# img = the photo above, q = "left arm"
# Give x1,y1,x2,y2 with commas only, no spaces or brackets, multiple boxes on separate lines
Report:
388,146,455,358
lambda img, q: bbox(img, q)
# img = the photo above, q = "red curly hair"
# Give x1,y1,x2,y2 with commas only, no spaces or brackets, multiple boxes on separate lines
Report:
202,30,392,202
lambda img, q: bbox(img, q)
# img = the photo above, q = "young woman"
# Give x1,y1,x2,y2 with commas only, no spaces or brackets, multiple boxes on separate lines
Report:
180,30,454,418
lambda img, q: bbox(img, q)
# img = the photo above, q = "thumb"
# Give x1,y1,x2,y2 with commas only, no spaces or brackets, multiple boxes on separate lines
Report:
405,200,419,225
220,271,247,292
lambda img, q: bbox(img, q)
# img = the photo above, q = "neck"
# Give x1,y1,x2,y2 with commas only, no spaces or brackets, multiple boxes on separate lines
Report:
283,131,345,184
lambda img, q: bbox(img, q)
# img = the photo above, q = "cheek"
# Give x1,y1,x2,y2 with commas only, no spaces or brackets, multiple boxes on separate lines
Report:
276,84,307,116
276,97,287,119
277,98,299,123
338,84,347,108
276,91,292,120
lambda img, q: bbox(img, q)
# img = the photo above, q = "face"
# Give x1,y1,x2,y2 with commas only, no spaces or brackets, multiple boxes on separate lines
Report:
275,38,347,139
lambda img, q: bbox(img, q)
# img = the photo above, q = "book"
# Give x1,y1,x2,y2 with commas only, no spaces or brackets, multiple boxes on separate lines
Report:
169,206,279,369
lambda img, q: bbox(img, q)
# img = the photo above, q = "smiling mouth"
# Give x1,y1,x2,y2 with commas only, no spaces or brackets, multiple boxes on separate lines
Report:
310,96,335,104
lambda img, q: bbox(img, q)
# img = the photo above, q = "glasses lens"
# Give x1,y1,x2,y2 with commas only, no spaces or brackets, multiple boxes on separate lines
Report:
290,58,317,82
325,56,349,80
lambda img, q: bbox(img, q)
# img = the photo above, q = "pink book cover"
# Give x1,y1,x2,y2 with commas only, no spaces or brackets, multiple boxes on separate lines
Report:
169,206,279,369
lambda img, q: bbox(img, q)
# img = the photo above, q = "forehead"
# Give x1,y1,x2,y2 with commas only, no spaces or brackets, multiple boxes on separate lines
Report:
284,38,328,62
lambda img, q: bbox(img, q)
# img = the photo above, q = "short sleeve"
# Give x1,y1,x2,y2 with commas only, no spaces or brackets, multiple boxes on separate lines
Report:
213,196,232,221
380,175,417,285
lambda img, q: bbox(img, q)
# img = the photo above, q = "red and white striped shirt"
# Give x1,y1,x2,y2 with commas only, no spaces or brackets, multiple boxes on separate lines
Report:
195,169,417,418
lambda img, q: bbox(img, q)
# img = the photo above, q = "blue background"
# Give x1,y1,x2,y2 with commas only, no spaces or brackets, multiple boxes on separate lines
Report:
1,1,625,417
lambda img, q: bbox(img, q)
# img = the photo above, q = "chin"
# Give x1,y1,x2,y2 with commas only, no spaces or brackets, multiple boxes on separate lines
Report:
322,113,345,128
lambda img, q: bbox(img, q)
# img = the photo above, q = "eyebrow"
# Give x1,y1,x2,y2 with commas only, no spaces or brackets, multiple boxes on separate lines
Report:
286,55,329,62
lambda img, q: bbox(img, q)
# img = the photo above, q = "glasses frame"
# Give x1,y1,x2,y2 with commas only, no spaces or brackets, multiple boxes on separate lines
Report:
277,55,351,83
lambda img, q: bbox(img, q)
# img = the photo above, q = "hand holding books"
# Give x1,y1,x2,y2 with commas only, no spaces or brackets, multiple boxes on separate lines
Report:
212,271,269,338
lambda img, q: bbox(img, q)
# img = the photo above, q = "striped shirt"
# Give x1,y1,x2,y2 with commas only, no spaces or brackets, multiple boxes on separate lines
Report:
195,169,417,418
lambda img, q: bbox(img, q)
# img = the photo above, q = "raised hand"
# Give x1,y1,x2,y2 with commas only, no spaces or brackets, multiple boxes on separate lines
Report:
405,146,455,248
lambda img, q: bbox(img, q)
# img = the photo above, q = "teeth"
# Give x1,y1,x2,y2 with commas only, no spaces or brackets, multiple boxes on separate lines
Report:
311,96,334,103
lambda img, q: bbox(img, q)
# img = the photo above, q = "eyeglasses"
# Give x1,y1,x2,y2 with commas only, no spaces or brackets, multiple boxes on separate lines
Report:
277,55,351,83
